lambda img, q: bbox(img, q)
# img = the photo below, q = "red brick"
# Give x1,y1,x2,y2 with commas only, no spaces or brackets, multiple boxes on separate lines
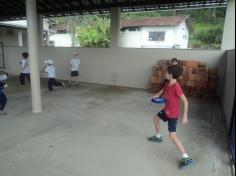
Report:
208,80,217,89
151,77,162,83
186,61,199,68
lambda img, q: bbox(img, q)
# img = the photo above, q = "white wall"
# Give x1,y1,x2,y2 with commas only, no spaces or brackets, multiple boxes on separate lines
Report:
173,21,189,49
49,34,72,47
222,0,235,50
222,50,235,129
4,47,226,93
119,32,142,48
0,27,28,47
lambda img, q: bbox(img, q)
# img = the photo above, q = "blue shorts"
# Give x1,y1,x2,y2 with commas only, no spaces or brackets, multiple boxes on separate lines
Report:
157,110,178,132
71,71,79,77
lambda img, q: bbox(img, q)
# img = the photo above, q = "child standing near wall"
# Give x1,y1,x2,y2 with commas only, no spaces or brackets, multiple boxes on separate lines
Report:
19,52,30,87
0,70,9,115
0,82,8,115
69,52,81,87
43,59,65,91
148,65,194,169
161,58,179,88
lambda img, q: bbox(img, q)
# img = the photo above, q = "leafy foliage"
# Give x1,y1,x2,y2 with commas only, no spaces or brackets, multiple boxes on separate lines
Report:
193,25,224,49
76,16,110,47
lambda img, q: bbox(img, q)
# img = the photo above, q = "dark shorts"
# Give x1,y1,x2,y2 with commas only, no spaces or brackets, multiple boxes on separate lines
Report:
157,110,178,132
71,71,79,77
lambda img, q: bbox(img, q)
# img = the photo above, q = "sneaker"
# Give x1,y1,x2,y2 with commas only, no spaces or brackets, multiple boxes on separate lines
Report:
20,85,25,88
148,135,163,143
180,158,194,169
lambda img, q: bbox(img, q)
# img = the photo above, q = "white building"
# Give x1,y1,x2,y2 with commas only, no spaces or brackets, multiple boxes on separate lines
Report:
0,19,78,47
49,23,79,47
49,24,73,47
0,19,55,47
120,16,192,49
49,33,73,47
0,20,28,46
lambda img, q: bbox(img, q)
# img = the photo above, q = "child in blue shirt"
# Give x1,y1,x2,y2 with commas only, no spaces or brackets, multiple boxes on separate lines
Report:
0,82,8,115
0,70,8,115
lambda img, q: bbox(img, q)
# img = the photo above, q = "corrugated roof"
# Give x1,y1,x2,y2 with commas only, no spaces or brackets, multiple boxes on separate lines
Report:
0,0,228,21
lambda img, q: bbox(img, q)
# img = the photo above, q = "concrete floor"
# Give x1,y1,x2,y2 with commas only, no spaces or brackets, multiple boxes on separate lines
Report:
0,78,233,176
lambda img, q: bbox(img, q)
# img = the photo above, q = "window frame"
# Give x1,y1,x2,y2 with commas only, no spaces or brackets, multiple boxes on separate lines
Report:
148,31,166,42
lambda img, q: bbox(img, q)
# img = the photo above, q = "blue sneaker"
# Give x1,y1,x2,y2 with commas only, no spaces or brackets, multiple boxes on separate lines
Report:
181,158,195,169
148,135,163,143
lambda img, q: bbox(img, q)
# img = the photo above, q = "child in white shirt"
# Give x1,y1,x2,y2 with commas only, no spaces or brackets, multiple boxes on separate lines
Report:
19,52,30,86
69,52,80,87
43,59,65,91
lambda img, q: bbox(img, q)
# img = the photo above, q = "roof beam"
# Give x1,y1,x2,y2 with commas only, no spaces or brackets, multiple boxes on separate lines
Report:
39,0,226,15
0,0,228,21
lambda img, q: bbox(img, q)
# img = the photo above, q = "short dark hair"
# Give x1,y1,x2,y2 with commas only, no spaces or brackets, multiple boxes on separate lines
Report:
167,65,183,79
171,58,178,63
22,52,29,59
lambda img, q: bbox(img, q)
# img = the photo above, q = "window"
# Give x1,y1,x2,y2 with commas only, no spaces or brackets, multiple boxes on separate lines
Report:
57,29,67,34
149,32,165,41
120,27,140,32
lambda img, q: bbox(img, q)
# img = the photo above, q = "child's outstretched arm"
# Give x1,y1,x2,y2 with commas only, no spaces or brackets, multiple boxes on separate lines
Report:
41,65,48,73
181,94,189,125
150,89,164,100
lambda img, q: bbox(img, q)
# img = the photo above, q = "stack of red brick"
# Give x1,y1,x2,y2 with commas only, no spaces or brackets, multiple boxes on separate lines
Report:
150,59,217,98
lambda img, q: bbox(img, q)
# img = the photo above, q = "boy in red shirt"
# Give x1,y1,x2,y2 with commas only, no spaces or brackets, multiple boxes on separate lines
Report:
148,65,193,169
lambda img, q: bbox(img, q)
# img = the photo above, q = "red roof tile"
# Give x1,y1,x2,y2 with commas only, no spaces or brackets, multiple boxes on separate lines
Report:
121,16,188,27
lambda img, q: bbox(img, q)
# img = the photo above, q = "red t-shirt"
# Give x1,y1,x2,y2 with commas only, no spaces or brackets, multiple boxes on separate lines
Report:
164,82,184,119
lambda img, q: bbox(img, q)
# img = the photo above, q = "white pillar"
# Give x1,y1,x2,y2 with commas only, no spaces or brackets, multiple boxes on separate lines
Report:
37,14,44,46
26,0,42,113
222,0,235,50
18,30,23,46
110,7,120,48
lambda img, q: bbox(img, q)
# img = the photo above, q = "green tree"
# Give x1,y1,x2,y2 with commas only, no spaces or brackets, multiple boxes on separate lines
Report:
77,16,110,47
193,25,224,49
